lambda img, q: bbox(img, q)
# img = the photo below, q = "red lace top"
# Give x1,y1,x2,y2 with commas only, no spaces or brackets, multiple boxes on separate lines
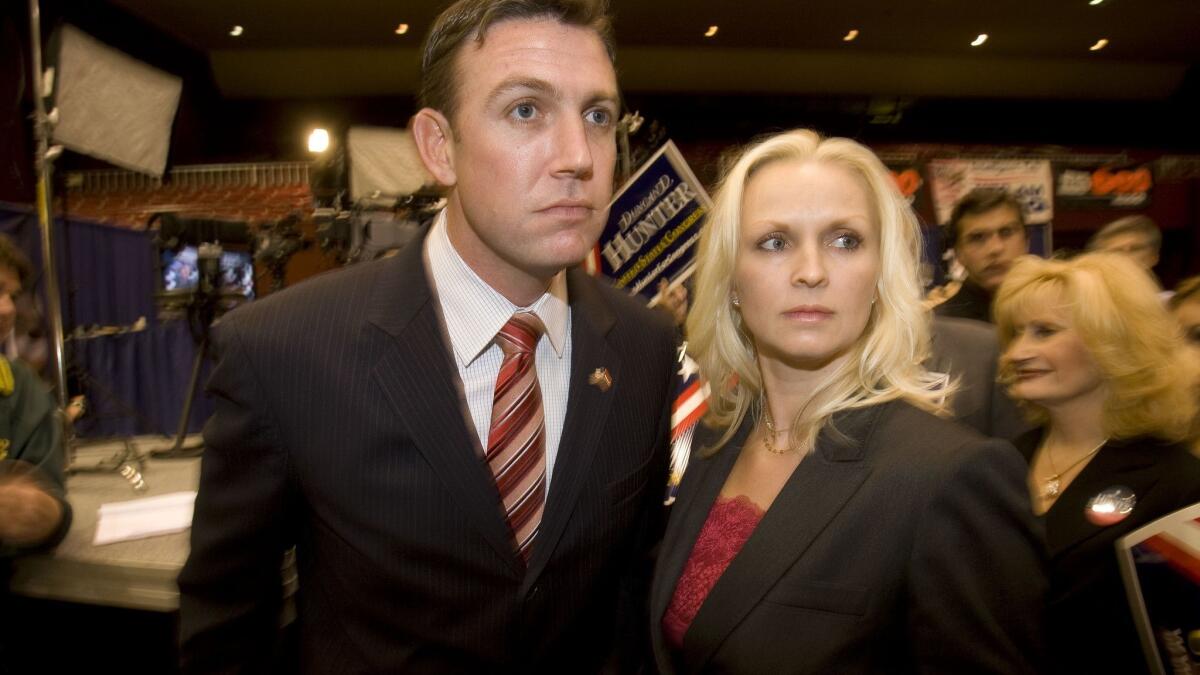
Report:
661,495,765,649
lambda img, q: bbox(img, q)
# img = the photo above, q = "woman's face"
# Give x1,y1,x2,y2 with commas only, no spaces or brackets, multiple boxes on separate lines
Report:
1001,300,1106,409
1171,297,1200,362
732,159,880,373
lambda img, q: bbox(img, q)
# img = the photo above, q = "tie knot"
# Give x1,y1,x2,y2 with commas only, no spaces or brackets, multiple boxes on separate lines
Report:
496,313,544,356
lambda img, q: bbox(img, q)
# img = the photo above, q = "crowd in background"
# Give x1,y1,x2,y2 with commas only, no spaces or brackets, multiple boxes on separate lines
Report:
4,0,1200,672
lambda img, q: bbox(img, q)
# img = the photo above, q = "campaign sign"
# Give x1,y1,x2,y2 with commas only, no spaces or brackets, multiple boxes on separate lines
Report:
1118,502,1200,675
588,141,712,306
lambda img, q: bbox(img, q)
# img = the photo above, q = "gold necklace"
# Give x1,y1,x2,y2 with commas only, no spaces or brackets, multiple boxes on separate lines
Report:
1040,438,1107,499
761,401,793,455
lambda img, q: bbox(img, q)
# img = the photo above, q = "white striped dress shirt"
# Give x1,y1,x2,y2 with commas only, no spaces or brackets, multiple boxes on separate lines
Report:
425,211,572,492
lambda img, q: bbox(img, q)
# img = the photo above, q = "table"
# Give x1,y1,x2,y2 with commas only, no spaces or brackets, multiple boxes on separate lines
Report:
7,436,200,612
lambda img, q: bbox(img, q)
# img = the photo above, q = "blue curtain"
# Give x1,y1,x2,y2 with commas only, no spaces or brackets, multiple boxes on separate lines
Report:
0,202,210,437
71,321,213,439
0,202,158,327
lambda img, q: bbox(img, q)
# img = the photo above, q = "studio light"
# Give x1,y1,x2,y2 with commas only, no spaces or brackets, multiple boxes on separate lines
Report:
308,128,330,154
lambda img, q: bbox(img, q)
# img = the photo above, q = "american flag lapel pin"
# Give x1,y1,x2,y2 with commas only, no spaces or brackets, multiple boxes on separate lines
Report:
588,367,612,392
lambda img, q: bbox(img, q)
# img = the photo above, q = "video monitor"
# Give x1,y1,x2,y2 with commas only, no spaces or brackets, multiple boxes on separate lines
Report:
161,246,255,299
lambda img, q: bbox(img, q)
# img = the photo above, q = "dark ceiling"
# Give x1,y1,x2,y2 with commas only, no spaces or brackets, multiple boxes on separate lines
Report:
108,0,1200,100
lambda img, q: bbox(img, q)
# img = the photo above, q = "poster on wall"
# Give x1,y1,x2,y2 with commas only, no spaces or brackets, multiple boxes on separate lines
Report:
586,141,712,306
928,158,1055,226
886,162,930,212
1056,163,1153,209
926,158,1053,279
883,158,943,283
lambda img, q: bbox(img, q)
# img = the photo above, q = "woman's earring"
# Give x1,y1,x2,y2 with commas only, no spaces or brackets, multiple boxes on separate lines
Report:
731,293,741,308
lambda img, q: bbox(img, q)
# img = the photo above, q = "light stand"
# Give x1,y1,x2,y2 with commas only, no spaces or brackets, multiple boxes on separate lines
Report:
26,0,68,413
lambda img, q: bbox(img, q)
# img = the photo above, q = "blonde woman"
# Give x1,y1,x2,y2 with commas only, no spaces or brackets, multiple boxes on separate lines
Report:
649,130,1045,674
1168,276,1200,452
995,253,1200,673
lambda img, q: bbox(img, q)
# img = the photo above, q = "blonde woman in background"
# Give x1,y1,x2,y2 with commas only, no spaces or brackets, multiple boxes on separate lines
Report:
649,129,1045,674
1169,276,1200,357
996,252,1200,674
1168,276,1200,454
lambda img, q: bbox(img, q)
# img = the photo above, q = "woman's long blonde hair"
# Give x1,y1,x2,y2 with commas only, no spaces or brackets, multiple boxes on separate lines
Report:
686,129,951,453
994,252,1199,441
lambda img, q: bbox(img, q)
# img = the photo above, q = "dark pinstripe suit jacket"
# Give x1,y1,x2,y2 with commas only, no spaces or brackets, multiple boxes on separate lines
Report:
177,233,677,674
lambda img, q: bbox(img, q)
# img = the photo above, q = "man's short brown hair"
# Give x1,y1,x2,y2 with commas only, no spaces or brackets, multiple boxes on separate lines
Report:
419,0,615,125
947,188,1027,248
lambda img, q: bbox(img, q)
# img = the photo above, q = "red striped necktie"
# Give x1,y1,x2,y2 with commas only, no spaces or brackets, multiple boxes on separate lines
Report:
486,312,547,563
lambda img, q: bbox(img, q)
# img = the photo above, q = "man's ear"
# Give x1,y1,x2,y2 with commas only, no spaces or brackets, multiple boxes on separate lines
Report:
411,108,457,187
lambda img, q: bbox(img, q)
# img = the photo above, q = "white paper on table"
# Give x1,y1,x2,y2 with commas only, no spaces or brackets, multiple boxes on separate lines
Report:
93,491,197,545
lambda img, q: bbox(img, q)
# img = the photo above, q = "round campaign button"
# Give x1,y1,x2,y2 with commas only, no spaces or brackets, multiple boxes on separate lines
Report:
1084,486,1136,526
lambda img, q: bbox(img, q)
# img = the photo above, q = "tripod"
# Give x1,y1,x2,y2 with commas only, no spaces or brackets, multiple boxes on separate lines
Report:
153,242,243,459
158,333,207,457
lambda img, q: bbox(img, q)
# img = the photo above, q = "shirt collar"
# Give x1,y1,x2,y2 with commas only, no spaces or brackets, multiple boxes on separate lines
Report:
425,210,569,367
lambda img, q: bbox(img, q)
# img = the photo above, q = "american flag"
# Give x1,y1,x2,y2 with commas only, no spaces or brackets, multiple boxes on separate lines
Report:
1140,516,1200,585
665,343,708,505
580,254,708,505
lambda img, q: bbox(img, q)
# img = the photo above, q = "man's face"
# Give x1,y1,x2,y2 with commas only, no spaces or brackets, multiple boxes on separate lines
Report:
1097,231,1159,270
0,265,20,337
437,18,618,295
954,205,1027,293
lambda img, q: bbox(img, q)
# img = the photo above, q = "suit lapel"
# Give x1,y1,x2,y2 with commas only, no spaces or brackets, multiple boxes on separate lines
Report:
679,406,882,673
650,421,747,669
1045,438,1163,556
524,270,619,584
368,237,524,577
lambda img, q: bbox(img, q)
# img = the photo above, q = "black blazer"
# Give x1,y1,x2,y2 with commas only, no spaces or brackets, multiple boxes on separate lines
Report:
933,278,993,324
177,233,677,674
1014,430,1200,674
651,400,1047,674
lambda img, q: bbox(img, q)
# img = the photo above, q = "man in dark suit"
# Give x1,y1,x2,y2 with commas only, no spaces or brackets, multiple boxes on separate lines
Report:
928,315,1031,440
178,1,677,672
934,189,1029,323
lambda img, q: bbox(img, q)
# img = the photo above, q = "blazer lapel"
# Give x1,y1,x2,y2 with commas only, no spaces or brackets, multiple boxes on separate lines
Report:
524,270,620,585
368,237,524,577
1045,438,1163,556
679,406,882,673
650,421,747,672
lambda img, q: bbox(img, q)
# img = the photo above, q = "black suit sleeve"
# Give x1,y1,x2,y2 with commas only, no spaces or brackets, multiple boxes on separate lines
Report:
907,438,1048,674
606,341,675,674
178,318,293,674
